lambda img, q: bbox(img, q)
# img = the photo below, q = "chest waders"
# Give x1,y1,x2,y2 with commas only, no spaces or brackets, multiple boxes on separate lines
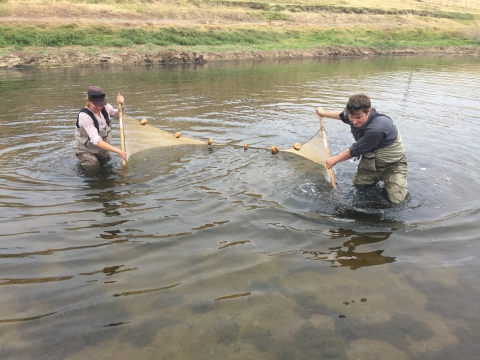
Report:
354,132,408,203
74,107,112,157
350,111,407,203
357,132,406,171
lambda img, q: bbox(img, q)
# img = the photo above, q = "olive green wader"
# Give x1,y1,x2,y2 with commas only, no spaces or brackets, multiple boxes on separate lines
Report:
353,133,407,203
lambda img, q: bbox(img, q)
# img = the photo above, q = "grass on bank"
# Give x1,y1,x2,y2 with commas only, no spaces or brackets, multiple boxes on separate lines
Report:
213,1,477,20
1,0,479,22
1,24,479,51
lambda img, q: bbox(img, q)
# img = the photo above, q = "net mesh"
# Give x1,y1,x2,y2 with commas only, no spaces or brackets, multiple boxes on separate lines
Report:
123,114,205,158
123,114,330,182
280,130,327,168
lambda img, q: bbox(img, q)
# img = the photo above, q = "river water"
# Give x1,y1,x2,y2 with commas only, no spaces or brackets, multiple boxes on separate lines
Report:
1,55,480,359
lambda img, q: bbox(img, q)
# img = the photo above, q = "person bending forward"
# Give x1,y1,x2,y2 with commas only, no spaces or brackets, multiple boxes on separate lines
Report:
316,94,407,203
74,86,127,168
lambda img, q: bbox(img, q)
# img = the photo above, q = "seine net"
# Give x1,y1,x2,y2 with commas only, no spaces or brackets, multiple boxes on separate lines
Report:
122,114,333,185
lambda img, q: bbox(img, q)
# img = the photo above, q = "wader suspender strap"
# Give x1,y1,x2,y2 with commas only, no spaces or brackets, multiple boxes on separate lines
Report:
76,108,111,131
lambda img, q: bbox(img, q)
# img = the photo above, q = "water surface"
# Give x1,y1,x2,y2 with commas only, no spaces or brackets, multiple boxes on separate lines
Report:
1,55,480,359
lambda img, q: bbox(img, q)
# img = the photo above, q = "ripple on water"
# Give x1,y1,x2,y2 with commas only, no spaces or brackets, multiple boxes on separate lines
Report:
1,58,480,359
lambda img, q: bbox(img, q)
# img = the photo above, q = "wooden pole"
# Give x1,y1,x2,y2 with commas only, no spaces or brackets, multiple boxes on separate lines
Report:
318,112,336,188
118,92,126,167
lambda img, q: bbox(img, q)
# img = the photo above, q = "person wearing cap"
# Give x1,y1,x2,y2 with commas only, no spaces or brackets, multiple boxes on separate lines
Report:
75,86,127,168
316,94,407,203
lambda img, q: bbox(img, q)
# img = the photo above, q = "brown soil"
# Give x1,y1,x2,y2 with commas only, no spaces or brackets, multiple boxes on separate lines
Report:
1,45,479,69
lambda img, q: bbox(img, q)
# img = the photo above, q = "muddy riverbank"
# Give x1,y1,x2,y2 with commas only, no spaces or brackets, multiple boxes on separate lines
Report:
1,45,479,68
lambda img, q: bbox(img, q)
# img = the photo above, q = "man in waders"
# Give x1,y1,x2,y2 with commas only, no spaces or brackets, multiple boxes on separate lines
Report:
75,86,127,168
316,94,407,203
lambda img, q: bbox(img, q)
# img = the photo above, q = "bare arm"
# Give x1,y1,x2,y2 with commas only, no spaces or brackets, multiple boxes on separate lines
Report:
96,140,127,160
326,148,351,169
107,94,125,119
316,106,349,168
316,107,342,120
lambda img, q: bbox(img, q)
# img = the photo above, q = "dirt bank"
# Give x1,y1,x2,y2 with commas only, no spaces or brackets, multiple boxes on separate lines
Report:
1,45,479,69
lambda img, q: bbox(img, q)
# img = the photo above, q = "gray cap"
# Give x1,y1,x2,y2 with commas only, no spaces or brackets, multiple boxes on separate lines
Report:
87,86,107,107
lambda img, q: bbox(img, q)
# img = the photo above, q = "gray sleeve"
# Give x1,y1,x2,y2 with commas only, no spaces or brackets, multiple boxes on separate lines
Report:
349,128,386,158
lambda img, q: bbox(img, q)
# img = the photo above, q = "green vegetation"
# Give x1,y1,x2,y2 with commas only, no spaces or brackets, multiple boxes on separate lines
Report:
1,0,479,59
1,24,478,50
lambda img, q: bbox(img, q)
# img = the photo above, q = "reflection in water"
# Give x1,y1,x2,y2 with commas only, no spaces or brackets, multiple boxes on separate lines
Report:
113,283,181,297
218,240,251,249
79,265,138,276
1,56,480,359
302,248,395,270
0,276,73,285
0,239,130,258
302,229,395,269
214,292,252,301
75,160,125,184
103,322,131,327
0,312,57,324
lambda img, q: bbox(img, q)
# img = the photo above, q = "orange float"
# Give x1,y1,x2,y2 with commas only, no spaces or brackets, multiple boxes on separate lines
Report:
271,145,278,154
174,132,181,138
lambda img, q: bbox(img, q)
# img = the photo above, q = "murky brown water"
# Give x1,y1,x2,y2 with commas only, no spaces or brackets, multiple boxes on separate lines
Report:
1,56,480,359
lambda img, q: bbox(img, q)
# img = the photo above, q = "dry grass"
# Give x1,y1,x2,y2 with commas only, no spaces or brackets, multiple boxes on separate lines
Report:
1,0,480,21
1,0,479,28
307,0,480,12
467,25,480,40
0,1,251,22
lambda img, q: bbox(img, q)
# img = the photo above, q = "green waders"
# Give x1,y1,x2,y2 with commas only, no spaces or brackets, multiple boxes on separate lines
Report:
353,133,408,203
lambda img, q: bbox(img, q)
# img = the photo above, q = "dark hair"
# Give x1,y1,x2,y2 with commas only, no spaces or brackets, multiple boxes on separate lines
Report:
346,94,371,115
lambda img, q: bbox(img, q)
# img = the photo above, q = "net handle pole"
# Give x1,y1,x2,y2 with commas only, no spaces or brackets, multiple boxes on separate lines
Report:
318,111,336,188
118,92,126,167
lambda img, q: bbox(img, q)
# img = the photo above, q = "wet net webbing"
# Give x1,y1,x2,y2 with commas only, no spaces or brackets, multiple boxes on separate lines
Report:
122,114,332,183
123,114,205,156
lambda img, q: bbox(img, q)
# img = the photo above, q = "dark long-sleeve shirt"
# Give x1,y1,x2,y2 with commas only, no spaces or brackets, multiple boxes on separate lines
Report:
339,108,399,158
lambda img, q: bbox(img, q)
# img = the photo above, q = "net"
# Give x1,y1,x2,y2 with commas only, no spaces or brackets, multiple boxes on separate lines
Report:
281,131,327,168
122,114,333,185
123,114,205,158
